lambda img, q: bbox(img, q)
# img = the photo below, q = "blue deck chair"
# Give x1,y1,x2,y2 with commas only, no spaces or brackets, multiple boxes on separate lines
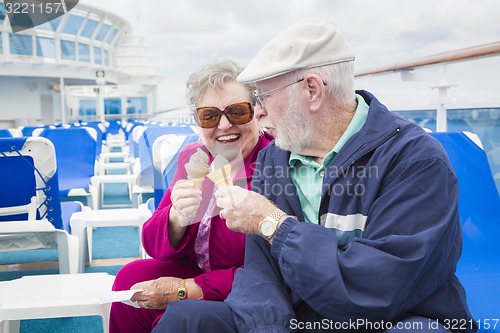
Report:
124,121,141,141
39,128,97,208
0,137,79,273
20,126,41,137
123,122,143,160
0,128,23,137
136,125,197,187
0,129,12,137
430,132,500,329
78,122,104,157
90,121,108,141
106,120,122,135
129,125,146,160
152,133,200,209
130,125,197,207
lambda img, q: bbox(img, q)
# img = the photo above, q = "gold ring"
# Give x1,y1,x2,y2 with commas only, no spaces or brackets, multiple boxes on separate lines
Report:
142,301,150,309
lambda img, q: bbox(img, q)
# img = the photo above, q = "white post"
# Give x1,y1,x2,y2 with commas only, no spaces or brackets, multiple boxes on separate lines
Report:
60,77,66,124
155,85,160,117
121,96,127,119
402,66,453,133
436,88,448,132
95,71,106,122
435,65,449,132
97,91,105,122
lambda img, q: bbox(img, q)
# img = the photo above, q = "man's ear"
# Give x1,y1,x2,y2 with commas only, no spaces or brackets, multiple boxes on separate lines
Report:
305,74,325,113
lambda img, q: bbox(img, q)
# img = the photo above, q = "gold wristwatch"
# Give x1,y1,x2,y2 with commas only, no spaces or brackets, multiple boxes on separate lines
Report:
259,209,286,241
177,279,187,300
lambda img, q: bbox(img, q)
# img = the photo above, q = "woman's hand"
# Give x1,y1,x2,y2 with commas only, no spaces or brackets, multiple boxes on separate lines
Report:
130,277,203,309
169,180,202,227
168,180,202,247
130,277,178,309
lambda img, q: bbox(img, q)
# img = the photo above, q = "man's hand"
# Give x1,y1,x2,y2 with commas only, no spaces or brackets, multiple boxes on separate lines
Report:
214,186,278,235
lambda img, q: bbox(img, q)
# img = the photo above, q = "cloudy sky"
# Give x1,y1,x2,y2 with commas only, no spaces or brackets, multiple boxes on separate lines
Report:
81,0,500,112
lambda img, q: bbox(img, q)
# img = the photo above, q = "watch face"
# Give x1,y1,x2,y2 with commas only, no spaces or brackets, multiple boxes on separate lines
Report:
178,290,187,299
261,219,276,237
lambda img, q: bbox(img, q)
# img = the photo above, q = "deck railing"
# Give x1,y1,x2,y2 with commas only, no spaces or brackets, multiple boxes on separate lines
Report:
354,41,500,132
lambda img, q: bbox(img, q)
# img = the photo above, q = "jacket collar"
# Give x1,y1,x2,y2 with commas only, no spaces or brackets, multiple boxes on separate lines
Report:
319,90,400,196
332,90,400,161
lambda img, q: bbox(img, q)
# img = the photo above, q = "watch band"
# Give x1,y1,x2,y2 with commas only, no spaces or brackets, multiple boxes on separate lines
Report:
269,209,286,222
177,279,187,300
259,209,286,241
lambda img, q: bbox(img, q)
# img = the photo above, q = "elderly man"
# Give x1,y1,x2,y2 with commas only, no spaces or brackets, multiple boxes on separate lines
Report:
152,18,476,333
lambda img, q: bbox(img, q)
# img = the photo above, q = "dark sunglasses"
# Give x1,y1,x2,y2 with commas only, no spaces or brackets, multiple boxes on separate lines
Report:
194,102,254,128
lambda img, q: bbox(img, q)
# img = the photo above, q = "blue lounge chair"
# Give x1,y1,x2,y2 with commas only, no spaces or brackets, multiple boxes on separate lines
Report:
39,127,98,208
430,131,500,330
0,137,79,274
152,133,200,209
132,125,197,207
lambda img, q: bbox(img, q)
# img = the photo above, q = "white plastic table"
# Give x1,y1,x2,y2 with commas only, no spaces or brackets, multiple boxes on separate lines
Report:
70,208,152,273
0,273,115,333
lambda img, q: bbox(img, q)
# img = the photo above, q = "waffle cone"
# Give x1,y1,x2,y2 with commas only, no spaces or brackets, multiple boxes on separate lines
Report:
191,177,204,189
207,164,233,187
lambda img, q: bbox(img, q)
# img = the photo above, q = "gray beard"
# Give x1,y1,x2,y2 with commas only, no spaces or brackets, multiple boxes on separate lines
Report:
274,99,314,154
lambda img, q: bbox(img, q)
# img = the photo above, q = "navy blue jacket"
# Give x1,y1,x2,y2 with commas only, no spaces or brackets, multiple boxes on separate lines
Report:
225,91,476,332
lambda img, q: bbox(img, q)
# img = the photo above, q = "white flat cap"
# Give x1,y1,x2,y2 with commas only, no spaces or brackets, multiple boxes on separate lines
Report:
237,18,355,83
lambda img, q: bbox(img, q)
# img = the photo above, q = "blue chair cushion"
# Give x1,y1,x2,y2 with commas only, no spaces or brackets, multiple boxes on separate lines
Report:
40,128,96,196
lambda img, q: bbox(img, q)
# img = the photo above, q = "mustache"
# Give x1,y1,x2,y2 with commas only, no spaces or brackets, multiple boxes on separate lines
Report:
258,120,272,128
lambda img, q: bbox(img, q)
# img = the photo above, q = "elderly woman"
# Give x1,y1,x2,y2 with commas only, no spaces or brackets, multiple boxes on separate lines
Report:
109,60,273,332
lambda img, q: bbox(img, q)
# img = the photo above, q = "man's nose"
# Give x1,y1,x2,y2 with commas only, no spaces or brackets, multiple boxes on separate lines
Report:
254,103,267,120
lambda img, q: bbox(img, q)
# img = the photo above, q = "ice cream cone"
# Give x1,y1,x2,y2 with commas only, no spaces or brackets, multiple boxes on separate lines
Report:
191,176,205,189
185,148,210,188
207,164,233,187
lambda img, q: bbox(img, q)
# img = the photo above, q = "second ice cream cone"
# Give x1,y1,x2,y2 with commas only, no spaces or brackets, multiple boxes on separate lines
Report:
207,164,233,187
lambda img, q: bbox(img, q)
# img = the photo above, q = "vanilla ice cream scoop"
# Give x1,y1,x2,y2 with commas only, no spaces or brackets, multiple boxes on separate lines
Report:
187,148,209,171
209,155,229,173
185,148,210,188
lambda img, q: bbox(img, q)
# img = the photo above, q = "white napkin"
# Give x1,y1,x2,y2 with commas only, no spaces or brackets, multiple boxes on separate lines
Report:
100,289,143,308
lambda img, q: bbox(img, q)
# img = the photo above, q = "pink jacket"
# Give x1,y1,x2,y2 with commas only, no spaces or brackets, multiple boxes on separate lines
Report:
142,132,273,301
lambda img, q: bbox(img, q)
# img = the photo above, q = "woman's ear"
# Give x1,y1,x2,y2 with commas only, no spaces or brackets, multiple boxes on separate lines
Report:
305,74,325,113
